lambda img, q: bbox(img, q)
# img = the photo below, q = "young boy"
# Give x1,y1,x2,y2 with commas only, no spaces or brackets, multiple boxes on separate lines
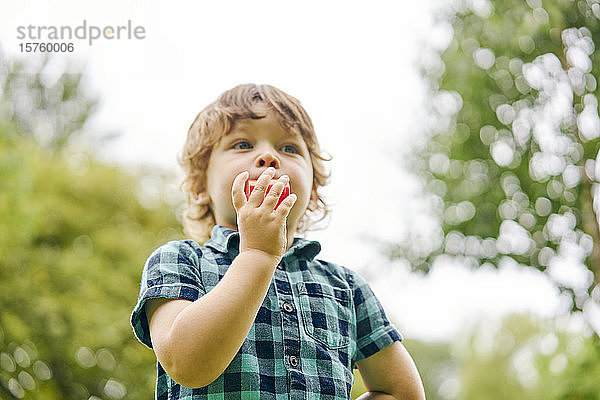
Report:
131,84,425,399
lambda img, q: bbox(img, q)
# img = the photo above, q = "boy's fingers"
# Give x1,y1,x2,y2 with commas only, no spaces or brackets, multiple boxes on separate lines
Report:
261,176,289,209
247,167,276,206
276,193,297,218
232,171,249,210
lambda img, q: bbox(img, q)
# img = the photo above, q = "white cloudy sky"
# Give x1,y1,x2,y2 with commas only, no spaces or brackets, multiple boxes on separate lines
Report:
1,0,563,342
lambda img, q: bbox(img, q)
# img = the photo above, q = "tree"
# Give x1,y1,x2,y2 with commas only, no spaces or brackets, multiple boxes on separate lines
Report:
394,0,600,321
455,313,600,399
0,50,184,398
0,46,104,152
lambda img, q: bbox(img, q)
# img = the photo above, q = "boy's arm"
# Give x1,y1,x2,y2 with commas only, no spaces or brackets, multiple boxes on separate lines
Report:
146,168,296,388
355,342,426,400
146,249,280,388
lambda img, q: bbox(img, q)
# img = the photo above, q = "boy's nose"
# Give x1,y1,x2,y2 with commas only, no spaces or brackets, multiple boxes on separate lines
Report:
256,152,279,168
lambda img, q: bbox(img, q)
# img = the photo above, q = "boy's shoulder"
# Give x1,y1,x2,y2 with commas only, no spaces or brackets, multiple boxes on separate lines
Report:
148,239,204,261
147,238,242,269
309,256,370,290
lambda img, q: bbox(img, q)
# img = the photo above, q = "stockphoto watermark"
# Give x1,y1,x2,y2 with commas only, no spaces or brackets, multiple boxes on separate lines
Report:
16,19,146,53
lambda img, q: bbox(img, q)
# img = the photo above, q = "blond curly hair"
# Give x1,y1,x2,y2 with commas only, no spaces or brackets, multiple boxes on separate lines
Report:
178,83,332,244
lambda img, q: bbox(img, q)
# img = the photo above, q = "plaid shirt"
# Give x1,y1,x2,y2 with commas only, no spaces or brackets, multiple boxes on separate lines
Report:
131,224,402,400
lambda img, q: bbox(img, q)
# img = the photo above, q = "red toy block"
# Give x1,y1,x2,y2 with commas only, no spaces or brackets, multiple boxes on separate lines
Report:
245,179,291,209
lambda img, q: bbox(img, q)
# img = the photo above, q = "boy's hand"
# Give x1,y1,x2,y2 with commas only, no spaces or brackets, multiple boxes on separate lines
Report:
232,167,298,258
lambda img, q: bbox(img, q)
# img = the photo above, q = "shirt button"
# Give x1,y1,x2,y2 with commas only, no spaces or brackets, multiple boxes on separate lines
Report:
289,355,299,367
282,302,294,313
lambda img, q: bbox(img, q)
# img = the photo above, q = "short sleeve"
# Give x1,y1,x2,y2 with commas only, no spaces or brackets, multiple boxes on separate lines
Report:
130,240,206,348
349,270,402,365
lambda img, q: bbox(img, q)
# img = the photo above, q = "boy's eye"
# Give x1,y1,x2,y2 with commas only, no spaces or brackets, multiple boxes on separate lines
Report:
233,141,252,150
281,144,299,154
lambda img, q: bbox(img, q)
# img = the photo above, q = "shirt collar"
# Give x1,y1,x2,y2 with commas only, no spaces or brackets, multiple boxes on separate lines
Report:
204,224,322,261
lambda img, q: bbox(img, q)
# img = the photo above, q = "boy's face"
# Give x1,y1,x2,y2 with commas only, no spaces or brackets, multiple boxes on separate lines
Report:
204,112,314,233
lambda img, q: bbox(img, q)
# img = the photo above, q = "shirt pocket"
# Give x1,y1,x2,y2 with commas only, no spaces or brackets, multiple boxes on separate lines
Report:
296,281,353,349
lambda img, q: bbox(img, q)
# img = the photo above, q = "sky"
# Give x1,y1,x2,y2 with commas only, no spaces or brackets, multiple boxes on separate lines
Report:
1,0,564,342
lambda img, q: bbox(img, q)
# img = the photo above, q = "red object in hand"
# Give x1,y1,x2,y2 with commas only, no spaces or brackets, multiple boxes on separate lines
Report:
245,179,291,209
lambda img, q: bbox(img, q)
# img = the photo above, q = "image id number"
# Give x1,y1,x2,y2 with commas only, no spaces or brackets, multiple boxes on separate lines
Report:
19,42,74,52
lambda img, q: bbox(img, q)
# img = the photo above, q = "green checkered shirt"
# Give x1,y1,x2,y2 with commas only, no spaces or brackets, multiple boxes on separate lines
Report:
131,225,402,399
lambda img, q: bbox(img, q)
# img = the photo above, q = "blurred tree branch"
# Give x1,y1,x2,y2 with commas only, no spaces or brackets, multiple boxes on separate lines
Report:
0,44,117,151
0,44,181,399
395,0,600,323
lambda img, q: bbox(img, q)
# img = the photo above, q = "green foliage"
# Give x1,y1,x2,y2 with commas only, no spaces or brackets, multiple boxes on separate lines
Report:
0,124,183,399
400,0,600,312
0,48,103,152
350,314,600,400
455,313,600,399
0,48,184,398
